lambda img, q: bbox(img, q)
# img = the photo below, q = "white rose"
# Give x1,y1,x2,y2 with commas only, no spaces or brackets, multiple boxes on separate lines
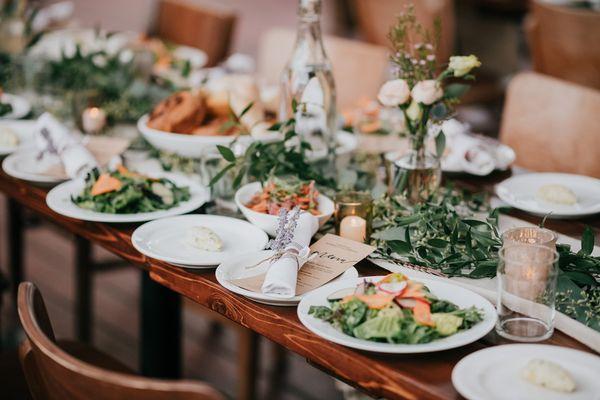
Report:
411,80,443,105
377,79,410,107
448,55,481,77
405,100,422,121
92,54,107,68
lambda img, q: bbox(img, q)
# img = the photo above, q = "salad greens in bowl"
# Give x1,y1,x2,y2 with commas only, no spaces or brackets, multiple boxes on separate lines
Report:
299,273,496,353
72,165,191,214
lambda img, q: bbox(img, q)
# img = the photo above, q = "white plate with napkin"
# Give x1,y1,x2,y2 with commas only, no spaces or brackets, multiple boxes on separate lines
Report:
2,113,129,185
216,250,359,306
216,210,360,306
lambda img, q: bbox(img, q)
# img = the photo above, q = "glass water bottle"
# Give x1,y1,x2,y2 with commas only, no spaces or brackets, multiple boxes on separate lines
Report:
279,0,337,160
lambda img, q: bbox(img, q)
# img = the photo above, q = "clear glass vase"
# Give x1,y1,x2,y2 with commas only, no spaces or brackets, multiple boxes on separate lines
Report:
387,137,441,204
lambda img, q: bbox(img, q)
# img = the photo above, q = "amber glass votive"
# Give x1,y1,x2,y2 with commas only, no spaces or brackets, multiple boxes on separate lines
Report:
334,192,373,243
502,227,557,249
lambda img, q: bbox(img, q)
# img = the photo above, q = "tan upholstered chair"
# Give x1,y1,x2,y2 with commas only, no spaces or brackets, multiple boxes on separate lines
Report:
257,28,389,111
525,1,600,90
352,0,455,65
157,0,237,67
17,282,223,400
499,72,600,178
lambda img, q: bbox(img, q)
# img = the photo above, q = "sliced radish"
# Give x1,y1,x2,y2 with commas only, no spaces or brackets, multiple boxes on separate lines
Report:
395,298,418,308
377,280,408,295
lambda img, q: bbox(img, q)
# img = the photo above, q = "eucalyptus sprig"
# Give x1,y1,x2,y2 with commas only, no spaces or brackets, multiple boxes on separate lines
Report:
209,102,336,190
371,186,500,279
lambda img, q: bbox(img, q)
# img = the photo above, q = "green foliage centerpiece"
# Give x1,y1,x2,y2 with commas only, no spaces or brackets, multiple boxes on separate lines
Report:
379,7,480,204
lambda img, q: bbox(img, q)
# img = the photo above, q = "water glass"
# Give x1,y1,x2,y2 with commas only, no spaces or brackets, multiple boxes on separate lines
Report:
496,244,559,342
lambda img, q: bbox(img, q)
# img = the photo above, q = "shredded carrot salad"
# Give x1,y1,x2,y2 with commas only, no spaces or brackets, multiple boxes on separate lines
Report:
246,178,320,216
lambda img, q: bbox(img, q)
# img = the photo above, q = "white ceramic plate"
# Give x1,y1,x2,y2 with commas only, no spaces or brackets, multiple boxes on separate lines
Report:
46,173,210,223
216,250,359,306
2,150,65,185
0,120,36,155
0,93,31,120
297,275,496,354
496,173,600,218
132,215,268,268
452,344,600,400
234,181,334,236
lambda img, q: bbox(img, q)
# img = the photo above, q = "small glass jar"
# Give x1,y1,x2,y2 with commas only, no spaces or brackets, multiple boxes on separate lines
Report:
334,192,373,243
502,227,557,249
496,244,559,342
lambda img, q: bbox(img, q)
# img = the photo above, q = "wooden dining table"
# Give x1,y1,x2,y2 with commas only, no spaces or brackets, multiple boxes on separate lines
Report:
1,167,598,400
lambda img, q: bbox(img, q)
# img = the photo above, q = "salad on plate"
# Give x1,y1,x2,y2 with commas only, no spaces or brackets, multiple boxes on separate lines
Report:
309,273,483,344
245,178,320,216
72,165,191,213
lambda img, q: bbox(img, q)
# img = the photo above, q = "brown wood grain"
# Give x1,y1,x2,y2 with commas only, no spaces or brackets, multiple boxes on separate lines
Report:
0,169,597,400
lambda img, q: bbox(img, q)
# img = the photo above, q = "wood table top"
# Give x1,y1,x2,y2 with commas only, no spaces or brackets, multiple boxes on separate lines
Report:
1,169,597,400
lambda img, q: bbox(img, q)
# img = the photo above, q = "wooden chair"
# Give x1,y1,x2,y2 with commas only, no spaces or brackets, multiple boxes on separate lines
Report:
351,0,455,65
257,28,389,111
525,1,600,90
17,282,223,400
499,72,600,178
157,0,237,67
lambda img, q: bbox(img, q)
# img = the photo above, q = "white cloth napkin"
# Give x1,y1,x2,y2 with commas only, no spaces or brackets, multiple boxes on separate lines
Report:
261,212,319,298
35,113,97,178
439,119,514,176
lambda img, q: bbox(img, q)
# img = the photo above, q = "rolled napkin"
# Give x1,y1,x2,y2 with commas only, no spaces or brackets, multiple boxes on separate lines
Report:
261,211,319,298
439,119,514,176
35,113,97,178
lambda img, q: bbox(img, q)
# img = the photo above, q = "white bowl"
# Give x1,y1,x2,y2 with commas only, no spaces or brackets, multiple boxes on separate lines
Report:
137,114,253,158
234,181,334,236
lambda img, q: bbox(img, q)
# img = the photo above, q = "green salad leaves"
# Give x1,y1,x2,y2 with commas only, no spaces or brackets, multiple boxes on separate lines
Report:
309,275,483,345
72,167,190,213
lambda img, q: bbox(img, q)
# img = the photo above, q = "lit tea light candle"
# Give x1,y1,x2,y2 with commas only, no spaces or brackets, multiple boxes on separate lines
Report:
334,191,373,243
340,215,367,242
82,107,106,134
502,227,557,249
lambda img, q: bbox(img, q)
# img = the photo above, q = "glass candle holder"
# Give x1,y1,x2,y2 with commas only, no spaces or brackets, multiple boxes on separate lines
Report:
496,244,559,342
502,227,558,249
334,192,373,243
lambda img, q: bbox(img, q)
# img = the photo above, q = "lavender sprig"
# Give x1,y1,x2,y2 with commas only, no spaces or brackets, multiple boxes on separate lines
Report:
37,127,61,160
268,207,301,251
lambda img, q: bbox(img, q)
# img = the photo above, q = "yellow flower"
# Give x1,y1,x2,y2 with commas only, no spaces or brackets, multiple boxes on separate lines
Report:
449,55,481,77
